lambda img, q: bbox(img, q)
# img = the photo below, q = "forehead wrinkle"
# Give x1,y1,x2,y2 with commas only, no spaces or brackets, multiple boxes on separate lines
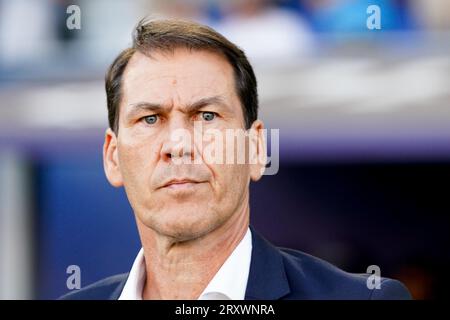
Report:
126,93,233,119
122,50,240,120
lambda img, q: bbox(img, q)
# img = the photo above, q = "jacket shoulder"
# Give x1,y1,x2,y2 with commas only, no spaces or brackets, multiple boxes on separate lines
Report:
59,273,128,300
279,248,411,300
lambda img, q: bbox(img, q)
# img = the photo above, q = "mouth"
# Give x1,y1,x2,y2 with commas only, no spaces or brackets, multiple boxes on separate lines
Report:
160,179,205,191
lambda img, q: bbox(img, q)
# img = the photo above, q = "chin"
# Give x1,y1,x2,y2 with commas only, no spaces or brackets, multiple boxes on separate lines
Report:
142,209,220,241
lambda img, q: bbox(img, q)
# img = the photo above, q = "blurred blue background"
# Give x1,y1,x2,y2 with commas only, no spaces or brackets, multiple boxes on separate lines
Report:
1,0,450,300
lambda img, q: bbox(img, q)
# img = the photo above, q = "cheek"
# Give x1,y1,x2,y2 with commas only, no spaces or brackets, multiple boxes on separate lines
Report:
208,163,250,202
200,132,250,200
118,138,159,187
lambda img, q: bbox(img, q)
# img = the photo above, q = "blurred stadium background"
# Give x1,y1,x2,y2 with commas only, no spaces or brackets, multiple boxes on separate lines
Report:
1,0,449,299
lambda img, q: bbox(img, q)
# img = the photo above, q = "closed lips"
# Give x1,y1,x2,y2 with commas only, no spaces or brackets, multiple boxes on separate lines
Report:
161,179,201,188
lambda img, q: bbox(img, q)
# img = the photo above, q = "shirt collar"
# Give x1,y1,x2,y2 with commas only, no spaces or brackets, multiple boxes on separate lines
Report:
118,247,146,300
118,228,252,300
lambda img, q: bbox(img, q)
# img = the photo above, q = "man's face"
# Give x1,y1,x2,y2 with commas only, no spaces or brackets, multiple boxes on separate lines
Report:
103,48,264,240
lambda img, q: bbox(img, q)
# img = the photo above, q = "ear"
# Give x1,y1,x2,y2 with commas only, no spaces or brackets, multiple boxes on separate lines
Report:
103,128,124,187
249,120,267,182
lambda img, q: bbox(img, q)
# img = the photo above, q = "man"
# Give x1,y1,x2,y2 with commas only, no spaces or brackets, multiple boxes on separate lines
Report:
61,19,411,300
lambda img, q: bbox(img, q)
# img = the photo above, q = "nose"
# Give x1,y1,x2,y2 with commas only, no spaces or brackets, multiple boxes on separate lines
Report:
160,116,196,163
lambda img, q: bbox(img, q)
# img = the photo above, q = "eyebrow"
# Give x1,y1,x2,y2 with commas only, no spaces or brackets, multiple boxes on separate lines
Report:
126,95,232,120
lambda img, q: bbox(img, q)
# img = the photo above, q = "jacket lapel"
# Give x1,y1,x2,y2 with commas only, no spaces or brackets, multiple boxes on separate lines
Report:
245,226,291,300
110,275,128,300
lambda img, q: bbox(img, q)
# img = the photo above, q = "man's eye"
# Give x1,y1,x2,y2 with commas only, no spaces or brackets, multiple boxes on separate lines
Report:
201,111,216,121
143,115,158,125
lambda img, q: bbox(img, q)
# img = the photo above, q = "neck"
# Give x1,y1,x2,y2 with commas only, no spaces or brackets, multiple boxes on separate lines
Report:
137,199,250,300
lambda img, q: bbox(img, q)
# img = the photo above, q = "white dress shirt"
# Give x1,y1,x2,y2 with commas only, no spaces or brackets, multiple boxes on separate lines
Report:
118,228,252,300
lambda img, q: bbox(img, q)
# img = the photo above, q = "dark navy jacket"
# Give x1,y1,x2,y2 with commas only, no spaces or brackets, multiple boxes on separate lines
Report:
60,227,411,300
